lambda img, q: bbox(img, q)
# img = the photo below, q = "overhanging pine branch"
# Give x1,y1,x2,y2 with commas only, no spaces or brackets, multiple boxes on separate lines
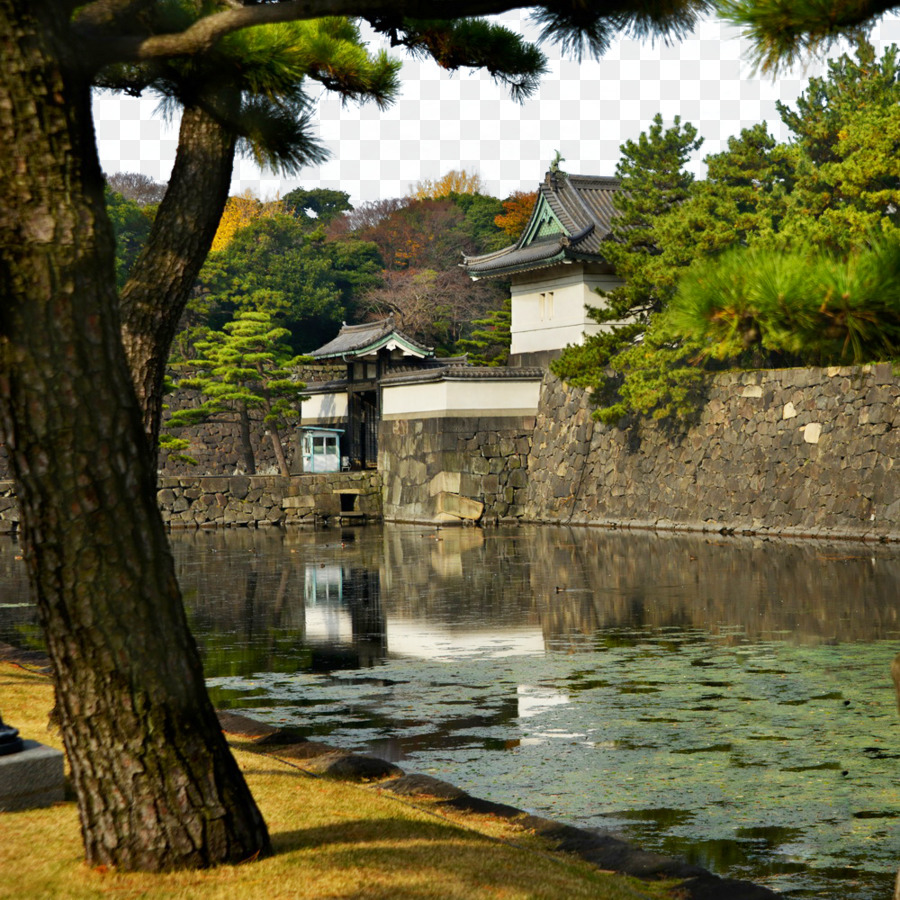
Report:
87,0,525,64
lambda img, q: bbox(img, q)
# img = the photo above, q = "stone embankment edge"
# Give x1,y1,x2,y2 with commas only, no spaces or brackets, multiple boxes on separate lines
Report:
217,710,781,900
0,641,779,899
497,515,900,544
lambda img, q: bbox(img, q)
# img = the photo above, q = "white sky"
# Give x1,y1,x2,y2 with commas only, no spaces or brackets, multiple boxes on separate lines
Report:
92,12,900,206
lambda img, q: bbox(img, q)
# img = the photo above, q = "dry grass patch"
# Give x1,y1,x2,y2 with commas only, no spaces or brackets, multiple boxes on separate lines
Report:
0,662,675,900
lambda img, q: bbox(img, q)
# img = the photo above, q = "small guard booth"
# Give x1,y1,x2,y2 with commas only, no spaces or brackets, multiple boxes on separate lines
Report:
299,427,344,473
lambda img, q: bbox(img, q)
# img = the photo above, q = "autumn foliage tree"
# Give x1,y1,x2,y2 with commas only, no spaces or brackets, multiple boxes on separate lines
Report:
352,194,506,350
210,190,284,252
410,168,485,200
494,190,538,240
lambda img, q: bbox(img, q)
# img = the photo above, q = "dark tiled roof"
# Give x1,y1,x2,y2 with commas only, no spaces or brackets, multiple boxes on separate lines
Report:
310,316,433,359
463,172,620,278
380,366,544,386
303,379,349,395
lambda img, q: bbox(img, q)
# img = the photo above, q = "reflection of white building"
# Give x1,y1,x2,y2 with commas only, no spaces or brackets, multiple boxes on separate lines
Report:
384,622,545,660
304,564,351,642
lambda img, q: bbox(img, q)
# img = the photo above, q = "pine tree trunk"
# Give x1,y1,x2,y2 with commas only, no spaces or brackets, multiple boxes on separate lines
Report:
0,1,269,870
269,429,291,477
120,97,238,454
239,407,256,474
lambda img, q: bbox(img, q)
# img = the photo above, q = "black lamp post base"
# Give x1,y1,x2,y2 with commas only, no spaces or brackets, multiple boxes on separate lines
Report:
0,719,24,756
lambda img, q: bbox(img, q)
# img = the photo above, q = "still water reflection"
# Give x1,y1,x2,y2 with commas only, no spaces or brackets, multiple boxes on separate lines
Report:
1,524,898,898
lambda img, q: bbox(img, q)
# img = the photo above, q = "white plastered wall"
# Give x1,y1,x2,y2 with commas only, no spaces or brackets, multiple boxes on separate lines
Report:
301,391,348,423
382,378,541,420
509,262,623,356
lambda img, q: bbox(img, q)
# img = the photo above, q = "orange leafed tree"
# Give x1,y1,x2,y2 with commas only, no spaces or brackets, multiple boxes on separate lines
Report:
410,168,484,200
494,190,538,240
211,190,283,251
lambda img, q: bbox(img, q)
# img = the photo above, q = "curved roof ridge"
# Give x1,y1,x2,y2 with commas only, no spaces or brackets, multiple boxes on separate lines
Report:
462,168,620,279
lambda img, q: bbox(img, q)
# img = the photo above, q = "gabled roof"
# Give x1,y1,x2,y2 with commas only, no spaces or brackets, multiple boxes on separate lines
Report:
462,171,620,279
310,316,433,360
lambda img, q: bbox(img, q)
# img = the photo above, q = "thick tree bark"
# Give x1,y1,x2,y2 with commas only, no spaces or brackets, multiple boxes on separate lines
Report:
120,96,237,453
239,406,257,474
269,428,291,477
0,0,269,870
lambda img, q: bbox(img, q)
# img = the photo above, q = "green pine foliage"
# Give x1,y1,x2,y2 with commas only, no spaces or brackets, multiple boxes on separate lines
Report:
666,241,900,366
719,0,891,74
550,113,703,412
169,311,308,476
600,113,703,322
457,298,512,366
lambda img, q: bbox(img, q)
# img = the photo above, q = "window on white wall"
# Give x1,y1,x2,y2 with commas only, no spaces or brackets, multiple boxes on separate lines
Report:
539,292,545,321
547,291,554,320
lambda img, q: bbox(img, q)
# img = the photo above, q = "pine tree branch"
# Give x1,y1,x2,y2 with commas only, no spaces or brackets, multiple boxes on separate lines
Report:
719,0,899,72
80,0,709,66
82,0,524,64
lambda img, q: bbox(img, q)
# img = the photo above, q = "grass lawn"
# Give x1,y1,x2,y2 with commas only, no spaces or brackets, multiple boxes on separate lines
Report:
0,661,676,900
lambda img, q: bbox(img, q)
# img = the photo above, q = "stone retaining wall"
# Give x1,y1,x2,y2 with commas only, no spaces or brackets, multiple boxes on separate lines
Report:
0,473,381,534
379,416,533,524
521,365,900,541
159,472,381,528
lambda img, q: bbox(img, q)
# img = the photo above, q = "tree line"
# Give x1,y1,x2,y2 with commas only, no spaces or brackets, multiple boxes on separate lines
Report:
109,169,532,364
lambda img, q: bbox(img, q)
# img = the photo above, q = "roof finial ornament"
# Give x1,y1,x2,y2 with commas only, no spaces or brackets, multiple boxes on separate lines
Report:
549,150,566,190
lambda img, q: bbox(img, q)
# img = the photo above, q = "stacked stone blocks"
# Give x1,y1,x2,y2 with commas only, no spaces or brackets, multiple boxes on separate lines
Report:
522,364,900,541
379,417,533,524
157,472,381,528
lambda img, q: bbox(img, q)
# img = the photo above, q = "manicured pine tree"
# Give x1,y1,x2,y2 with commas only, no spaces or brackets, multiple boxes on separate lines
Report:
170,311,306,476
551,114,702,404
457,298,513,366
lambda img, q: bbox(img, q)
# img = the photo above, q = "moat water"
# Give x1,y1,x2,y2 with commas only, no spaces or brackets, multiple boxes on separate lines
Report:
2,524,899,898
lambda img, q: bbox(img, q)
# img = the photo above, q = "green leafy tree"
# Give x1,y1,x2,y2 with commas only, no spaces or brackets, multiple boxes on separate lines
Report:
105,185,154,289
775,40,900,253
0,0,711,873
282,186,353,228
186,211,383,355
660,123,796,258
171,312,306,476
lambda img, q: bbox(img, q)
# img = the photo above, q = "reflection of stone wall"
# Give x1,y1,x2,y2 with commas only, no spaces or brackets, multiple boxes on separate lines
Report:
158,472,381,528
524,365,900,541
521,526,900,645
379,416,533,524
0,482,16,534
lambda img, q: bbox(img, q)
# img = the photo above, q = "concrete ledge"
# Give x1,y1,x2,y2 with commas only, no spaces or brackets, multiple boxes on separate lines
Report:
0,740,65,811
